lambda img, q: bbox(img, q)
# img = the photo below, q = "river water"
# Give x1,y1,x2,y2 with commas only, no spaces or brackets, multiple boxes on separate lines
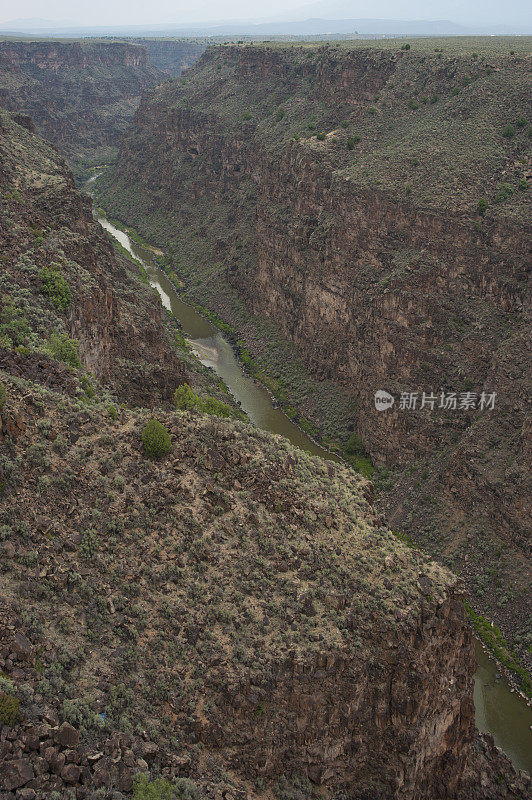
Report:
92,202,531,774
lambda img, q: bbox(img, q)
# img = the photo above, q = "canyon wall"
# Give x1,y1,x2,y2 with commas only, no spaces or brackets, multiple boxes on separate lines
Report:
99,41,531,666
0,60,529,800
0,110,222,406
0,40,163,167
130,38,207,75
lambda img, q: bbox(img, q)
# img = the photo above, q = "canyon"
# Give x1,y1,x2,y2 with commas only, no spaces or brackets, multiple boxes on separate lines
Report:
0,109,527,799
0,34,530,799
0,40,162,169
98,38,531,677
129,39,207,76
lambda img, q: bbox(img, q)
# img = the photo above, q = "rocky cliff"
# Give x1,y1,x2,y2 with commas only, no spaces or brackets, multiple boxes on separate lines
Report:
0,376,527,800
0,109,224,407
130,38,206,76
0,40,163,168
0,81,529,800
98,39,532,671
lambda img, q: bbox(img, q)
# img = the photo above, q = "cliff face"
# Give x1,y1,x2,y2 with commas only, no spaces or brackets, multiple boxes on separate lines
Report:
0,378,526,799
0,64,528,800
0,110,221,407
0,40,163,167
99,40,531,663
131,38,206,75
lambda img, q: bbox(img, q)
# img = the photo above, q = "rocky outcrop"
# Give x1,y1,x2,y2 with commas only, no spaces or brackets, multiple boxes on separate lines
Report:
0,44,529,798
0,379,528,799
99,41,531,664
0,40,163,167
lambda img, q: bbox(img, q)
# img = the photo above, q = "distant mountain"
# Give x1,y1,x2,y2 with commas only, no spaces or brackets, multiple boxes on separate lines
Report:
1,10,530,37
282,0,531,29
0,17,73,30
182,17,472,35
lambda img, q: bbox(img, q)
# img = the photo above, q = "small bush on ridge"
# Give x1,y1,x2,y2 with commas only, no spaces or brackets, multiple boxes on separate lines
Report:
142,419,172,459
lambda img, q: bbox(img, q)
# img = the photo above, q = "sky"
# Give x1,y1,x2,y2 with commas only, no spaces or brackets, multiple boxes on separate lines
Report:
1,0,530,27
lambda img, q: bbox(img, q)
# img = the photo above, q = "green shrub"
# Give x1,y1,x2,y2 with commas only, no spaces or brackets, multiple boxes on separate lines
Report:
80,530,98,559
61,698,105,732
516,116,527,128
477,198,488,215
108,405,118,420
344,433,367,458
174,384,200,411
502,124,515,138
494,183,514,203
518,178,529,191
347,134,361,150
80,374,95,398
0,296,30,348
401,43,411,50
466,603,531,697
47,333,81,368
174,385,231,418
132,774,200,800
343,433,374,477
316,132,326,141
307,122,316,131
0,692,20,726
408,99,419,110
39,265,71,311
0,381,6,410
142,419,172,459
430,93,439,104
202,396,231,418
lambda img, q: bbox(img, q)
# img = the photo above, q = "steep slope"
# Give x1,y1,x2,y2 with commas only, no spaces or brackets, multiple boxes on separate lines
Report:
0,110,227,407
0,375,528,800
0,40,163,169
97,38,532,672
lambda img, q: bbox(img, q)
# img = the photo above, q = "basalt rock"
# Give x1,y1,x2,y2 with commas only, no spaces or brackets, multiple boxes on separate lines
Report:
0,380,529,799
0,40,163,167
0,110,222,407
100,40,531,664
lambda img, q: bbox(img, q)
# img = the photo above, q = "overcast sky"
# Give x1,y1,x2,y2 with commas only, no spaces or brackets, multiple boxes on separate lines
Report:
1,0,531,27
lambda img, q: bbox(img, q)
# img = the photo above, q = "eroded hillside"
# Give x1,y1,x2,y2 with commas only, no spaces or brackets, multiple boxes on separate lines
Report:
97,38,532,671
0,109,227,406
0,40,163,169
1,372,529,800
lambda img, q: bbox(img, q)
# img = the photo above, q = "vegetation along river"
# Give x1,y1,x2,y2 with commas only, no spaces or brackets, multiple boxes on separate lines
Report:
90,189,532,774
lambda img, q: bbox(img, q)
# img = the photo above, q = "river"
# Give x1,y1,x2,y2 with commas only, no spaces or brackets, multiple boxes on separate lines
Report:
91,195,531,774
